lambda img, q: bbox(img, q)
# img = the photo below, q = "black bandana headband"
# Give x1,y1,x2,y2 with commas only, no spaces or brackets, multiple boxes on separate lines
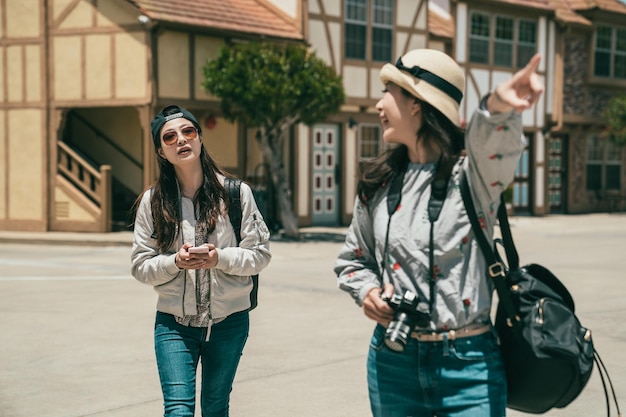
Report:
150,105,202,148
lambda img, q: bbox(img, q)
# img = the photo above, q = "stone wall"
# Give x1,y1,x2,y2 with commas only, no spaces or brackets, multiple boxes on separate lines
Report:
563,33,620,118
563,35,588,116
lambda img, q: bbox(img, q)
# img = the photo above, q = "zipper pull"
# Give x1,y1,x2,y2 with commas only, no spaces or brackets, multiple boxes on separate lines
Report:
537,298,545,324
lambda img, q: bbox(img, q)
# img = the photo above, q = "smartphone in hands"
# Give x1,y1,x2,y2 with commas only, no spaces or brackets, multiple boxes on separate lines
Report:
188,246,210,254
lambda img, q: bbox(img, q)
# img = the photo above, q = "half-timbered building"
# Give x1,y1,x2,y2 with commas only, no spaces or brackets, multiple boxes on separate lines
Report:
1,0,624,235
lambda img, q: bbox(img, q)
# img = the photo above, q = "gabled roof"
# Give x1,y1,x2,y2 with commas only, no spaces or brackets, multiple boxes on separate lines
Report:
429,1,454,38
486,0,553,10
456,0,626,27
548,0,626,25
127,0,303,41
563,0,626,13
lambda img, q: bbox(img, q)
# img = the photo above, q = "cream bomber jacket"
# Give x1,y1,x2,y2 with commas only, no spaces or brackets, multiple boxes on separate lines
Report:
131,177,271,319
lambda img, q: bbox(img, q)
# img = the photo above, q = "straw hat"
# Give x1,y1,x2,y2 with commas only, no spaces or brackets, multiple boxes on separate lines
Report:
379,49,465,126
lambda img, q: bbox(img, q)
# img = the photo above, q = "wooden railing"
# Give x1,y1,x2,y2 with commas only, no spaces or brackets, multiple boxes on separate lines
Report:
57,141,112,232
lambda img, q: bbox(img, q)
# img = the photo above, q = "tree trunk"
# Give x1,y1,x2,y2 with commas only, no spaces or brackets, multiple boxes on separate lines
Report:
257,129,300,239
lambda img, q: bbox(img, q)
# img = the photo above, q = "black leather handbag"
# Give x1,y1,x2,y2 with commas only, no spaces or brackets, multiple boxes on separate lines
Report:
460,172,621,415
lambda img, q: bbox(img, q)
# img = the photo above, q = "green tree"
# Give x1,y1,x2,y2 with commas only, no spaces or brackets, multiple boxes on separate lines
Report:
203,42,345,238
603,95,626,147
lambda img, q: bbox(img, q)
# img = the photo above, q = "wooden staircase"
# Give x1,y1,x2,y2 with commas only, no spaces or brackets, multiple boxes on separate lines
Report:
56,141,112,232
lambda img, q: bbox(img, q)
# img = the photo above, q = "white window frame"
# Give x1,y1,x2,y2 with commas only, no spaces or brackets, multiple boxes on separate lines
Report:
469,11,537,69
344,0,393,62
593,24,626,80
358,124,383,160
371,0,394,62
586,136,622,191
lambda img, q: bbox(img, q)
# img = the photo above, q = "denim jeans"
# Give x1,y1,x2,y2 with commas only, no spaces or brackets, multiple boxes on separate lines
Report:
367,324,506,417
154,311,249,417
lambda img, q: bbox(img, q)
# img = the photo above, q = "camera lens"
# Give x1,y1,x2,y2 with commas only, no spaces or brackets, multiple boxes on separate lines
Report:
384,313,413,352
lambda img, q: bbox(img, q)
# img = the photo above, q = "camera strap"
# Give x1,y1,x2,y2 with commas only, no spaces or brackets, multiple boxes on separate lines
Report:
382,169,409,292
383,167,451,320
427,175,450,316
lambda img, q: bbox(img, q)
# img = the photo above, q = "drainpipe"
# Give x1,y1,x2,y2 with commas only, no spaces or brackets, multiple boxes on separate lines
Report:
44,0,52,230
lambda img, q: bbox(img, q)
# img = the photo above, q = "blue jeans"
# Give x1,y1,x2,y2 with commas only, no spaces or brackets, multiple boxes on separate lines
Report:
367,324,506,417
154,311,249,417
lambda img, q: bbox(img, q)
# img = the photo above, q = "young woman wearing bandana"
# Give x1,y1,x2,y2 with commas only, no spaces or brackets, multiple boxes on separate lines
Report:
131,105,271,417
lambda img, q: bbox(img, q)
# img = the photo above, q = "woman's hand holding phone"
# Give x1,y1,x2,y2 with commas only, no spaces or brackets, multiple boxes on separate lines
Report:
175,244,217,269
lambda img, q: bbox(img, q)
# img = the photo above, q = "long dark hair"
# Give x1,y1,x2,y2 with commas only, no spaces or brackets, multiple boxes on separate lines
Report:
131,108,229,252
357,91,465,204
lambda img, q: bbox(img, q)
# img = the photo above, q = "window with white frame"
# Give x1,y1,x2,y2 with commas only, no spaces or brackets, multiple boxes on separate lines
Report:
586,136,622,191
469,12,537,68
372,0,393,61
518,19,537,68
345,0,367,60
345,0,393,62
594,25,626,79
359,124,382,159
494,16,514,67
469,13,490,64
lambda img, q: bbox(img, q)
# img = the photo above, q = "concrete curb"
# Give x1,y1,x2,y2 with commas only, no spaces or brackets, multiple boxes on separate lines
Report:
0,227,349,247
0,231,134,247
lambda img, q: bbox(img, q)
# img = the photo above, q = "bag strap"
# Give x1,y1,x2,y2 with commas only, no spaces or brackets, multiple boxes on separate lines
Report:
494,192,519,270
224,177,243,245
224,177,260,311
459,170,520,328
594,348,623,417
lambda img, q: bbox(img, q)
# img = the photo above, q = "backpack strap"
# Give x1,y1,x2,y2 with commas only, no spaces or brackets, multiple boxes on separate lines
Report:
224,177,243,245
224,177,259,311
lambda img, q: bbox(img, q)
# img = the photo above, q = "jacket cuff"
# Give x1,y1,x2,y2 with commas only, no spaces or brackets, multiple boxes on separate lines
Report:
164,253,181,275
358,283,380,306
215,248,229,270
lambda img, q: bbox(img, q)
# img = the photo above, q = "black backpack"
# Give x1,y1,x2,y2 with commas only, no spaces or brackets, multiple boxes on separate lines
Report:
224,177,259,311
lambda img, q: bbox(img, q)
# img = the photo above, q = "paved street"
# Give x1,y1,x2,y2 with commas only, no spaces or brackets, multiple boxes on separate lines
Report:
0,213,625,417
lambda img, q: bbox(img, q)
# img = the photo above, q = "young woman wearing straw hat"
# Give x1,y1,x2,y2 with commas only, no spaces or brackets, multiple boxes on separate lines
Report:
335,49,543,416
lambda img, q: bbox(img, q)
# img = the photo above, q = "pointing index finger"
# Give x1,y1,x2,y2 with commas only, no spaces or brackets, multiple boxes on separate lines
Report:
521,53,541,76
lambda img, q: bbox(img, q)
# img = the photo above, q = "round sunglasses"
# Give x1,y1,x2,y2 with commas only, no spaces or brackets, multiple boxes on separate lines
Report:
161,126,199,146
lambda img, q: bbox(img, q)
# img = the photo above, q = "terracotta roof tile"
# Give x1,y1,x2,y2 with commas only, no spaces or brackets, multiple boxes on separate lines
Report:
488,0,554,10
568,0,626,13
547,0,592,25
128,0,303,41
429,2,454,38
487,0,626,25
547,0,626,25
